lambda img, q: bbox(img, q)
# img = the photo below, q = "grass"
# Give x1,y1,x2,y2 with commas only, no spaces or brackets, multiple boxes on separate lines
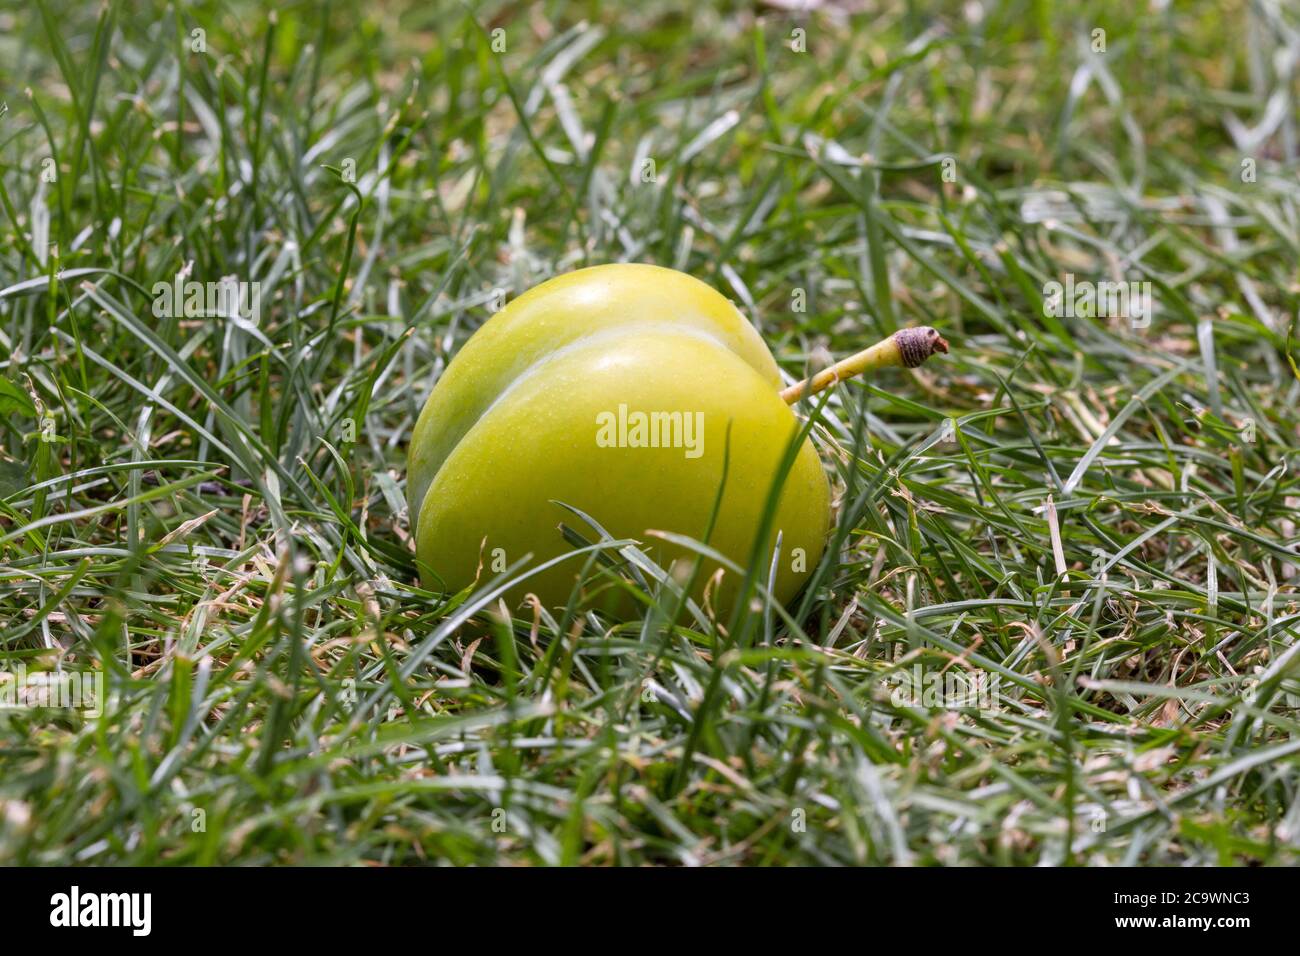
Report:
0,0,1298,866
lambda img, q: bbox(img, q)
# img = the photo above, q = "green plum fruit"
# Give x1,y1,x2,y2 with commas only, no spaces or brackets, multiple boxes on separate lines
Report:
406,263,947,616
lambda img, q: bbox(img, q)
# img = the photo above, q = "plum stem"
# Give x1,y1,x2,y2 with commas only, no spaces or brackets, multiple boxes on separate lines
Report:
780,326,949,405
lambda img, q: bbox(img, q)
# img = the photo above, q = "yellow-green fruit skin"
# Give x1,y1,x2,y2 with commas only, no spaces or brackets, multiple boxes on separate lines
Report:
407,264,830,612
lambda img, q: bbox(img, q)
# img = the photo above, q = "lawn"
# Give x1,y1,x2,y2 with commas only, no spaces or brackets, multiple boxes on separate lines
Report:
1,0,1298,866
